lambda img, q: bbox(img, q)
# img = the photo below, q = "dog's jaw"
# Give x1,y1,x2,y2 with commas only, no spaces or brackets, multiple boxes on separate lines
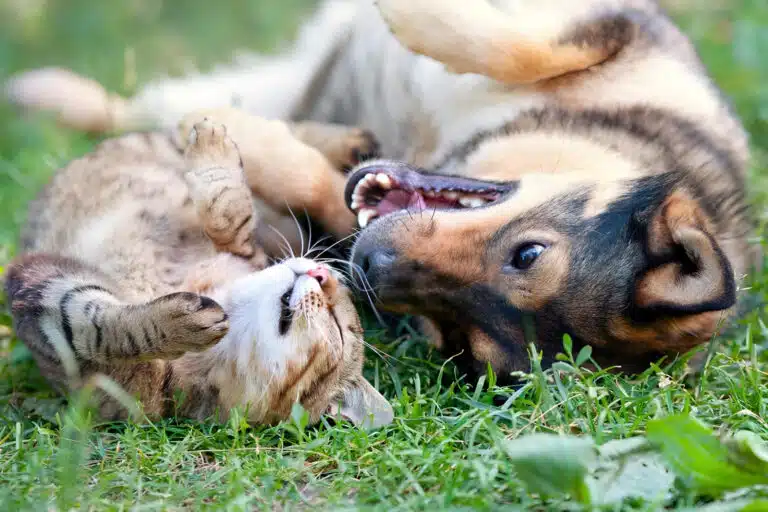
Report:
346,160,516,228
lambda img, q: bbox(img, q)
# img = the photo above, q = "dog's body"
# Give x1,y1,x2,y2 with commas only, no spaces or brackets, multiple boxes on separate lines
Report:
7,0,755,382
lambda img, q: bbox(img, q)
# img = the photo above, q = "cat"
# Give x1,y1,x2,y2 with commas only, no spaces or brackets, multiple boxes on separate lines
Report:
4,116,393,428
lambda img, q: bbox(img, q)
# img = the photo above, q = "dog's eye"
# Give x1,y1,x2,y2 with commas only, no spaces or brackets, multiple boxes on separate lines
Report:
511,243,546,270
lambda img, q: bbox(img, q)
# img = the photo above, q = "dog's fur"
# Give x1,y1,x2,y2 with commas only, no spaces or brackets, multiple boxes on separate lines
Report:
6,0,756,382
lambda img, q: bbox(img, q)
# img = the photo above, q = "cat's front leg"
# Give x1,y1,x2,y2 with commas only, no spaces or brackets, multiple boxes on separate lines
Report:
5,253,229,366
178,108,360,239
183,119,266,267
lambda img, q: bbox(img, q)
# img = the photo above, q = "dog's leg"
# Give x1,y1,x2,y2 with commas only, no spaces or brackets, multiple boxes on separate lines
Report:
375,0,634,85
177,108,358,239
4,64,307,135
290,122,380,171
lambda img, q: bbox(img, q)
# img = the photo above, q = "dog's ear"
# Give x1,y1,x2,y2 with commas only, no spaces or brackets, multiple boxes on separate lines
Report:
634,191,736,316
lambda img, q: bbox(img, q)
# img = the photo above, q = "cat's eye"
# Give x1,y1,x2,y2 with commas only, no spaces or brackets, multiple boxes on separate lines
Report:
509,243,546,270
278,289,293,335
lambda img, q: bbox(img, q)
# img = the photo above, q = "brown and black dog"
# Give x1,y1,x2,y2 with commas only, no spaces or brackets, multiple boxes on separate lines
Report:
6,0,756,383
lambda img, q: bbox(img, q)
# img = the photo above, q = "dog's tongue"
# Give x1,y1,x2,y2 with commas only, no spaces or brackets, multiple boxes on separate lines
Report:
378,190,427,216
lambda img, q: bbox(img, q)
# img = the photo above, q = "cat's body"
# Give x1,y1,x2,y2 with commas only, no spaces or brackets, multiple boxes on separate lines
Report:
6,119,393,427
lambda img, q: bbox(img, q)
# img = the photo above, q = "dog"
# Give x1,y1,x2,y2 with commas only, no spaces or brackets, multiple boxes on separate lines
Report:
5,0,756,383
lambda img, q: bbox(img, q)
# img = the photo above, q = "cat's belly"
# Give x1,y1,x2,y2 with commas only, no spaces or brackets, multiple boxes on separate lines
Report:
67,201,215,301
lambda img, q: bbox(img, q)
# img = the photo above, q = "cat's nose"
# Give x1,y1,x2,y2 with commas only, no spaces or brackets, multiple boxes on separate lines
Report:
307,266,330,286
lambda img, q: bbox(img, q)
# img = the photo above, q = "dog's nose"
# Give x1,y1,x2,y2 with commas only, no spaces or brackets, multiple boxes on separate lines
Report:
354,247,396,289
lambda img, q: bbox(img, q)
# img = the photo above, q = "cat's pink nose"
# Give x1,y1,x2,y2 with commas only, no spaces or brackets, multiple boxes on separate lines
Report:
307,266,330,285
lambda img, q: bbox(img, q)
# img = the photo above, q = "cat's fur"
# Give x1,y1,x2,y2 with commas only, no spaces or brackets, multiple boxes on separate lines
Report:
5,118,393,427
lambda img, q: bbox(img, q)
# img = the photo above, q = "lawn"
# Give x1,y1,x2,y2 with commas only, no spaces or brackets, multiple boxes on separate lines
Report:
0,0,767,510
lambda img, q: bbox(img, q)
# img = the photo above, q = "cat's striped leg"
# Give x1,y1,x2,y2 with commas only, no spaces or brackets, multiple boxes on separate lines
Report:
178,110,357,239
5,253,229,371
183,119,265,266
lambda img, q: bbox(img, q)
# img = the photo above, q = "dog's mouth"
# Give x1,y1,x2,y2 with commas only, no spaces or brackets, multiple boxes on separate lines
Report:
345,163,516,227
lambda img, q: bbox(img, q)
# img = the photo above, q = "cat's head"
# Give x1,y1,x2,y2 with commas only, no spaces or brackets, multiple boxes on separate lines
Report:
206,257,393,428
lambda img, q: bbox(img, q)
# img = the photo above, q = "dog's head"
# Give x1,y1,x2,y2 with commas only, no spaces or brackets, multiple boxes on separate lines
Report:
346,156,740,382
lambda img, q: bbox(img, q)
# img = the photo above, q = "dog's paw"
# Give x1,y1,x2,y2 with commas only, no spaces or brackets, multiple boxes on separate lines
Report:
340,128,380,171
375,0,433,55
5,67,117,132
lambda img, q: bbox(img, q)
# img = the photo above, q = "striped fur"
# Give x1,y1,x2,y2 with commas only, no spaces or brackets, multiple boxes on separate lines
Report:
6,120,392,426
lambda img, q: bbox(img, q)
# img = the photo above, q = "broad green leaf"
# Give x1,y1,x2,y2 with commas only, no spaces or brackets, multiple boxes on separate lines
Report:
646,415,768,496
552,361,576,374
502,433,595,504
562,333,573,358
589,437,674,506
575,345,592,367
724,431,768,475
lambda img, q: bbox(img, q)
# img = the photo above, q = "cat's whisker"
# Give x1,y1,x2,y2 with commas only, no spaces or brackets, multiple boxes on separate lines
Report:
345,262,388,328
304,235,334,258
304,207,313,259
313,231,360,260
268,225,296,259
284,204,305,258
311,257,360,287
360,339,396,365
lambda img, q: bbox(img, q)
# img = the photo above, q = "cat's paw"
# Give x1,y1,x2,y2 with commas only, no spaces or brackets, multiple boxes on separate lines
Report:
185,118,242,170
150,292,229,355
183,119,258,258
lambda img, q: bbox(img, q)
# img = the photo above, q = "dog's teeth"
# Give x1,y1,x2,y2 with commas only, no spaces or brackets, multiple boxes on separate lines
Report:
358,209,377,228
351,198,361,210
424,189,436,198
375,173,392,188
468,197,486,207
443,191,459,200
458,197,473,207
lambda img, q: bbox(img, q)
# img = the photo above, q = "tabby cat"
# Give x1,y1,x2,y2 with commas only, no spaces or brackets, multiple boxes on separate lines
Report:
4,116,393,428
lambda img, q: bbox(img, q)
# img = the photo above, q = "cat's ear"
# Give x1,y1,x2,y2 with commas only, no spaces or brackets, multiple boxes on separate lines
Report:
327,378,394,430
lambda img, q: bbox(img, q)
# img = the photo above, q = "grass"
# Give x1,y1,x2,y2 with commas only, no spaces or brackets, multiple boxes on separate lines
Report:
0,0,767,509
